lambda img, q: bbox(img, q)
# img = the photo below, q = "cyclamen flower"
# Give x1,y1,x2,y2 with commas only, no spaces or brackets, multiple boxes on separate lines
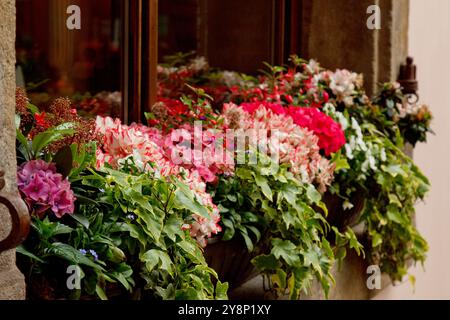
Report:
17,160,75,218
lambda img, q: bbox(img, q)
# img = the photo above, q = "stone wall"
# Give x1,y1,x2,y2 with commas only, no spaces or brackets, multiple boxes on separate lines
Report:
301,0,409,95
0,0,26,300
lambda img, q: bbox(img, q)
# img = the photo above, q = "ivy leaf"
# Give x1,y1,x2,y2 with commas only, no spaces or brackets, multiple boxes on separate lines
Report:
271,238,300,266
306,185,321,204
386,204,404,224
303,247,322,274
382,164,406,177
177,240,205,264
174,181,210,219
371,233,383,247
141,249,174,276
254,174,273,201
271,269,287,289
252,254,281,271
215,281,229,300
163,214,183,242
332,152,350,171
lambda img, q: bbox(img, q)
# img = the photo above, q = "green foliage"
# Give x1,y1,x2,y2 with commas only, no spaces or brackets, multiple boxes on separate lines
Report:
18,154,227,300
16,121,76,161
211,155,336,299
334,109,431,283
359,130,429,281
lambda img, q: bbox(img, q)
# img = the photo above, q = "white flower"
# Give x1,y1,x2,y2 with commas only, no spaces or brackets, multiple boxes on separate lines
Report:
330,69,359,106
189,56,208,72
343,200,354,211
305,59,320,74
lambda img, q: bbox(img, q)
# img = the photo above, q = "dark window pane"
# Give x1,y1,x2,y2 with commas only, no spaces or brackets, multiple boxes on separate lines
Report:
158,0,279,74
16,0,122,118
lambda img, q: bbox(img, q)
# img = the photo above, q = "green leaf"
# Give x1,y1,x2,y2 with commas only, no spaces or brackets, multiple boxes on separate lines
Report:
53,223,73,235
26,103,40,115
16,245,45,263
177,240,205,264
46,243,104,271
237,226,254,252
221,219,235,241
382,164,406,178
306,185,321,204
332,152,350,171
272,269,287,289
163,214,183,242
53,145,73,178
254,174,272,201
271,238,300,266
95,284,108,300
371,233,383,247
386,204,403,224
174,181,210,219
71,213,90,229
31,123,75,156
215,281,229,300
176,287,201,300
141,249,174,276
252,254,281,271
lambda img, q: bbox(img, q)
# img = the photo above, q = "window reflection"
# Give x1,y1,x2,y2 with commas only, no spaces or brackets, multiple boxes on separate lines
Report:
16,0,122,118
158,0,277,74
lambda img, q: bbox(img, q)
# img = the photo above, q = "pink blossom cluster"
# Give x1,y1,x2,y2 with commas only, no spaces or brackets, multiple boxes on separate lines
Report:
17,160,75,218
162,123,234,183
239,102,345,156
95,116,222,247
222,103,336,192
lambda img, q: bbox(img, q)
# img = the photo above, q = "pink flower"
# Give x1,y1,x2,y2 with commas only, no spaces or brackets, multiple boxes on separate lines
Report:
51,188,76,218
17,160,76,218
95,116,224,246
21,174,50,202
222,103,336,192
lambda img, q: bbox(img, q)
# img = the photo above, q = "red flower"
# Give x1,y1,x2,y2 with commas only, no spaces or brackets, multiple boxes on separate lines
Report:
287,106,346,156
34,112,50,129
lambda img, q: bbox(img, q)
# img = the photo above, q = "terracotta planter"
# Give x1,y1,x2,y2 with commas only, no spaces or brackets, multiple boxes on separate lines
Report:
322,191,366,231
204,237,259,289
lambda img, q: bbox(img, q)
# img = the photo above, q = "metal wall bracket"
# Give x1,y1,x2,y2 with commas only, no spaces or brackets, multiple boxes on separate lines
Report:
399,56,419,104
0,170,30,252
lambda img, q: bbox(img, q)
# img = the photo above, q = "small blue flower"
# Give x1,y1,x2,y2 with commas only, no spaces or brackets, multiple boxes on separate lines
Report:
89,249,99,261
99,188,105,193
79,249,87,255
127,214,136,220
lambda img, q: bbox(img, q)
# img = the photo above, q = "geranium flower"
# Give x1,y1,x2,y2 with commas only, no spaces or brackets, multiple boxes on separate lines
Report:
222,103,336,192
95,116,224,246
